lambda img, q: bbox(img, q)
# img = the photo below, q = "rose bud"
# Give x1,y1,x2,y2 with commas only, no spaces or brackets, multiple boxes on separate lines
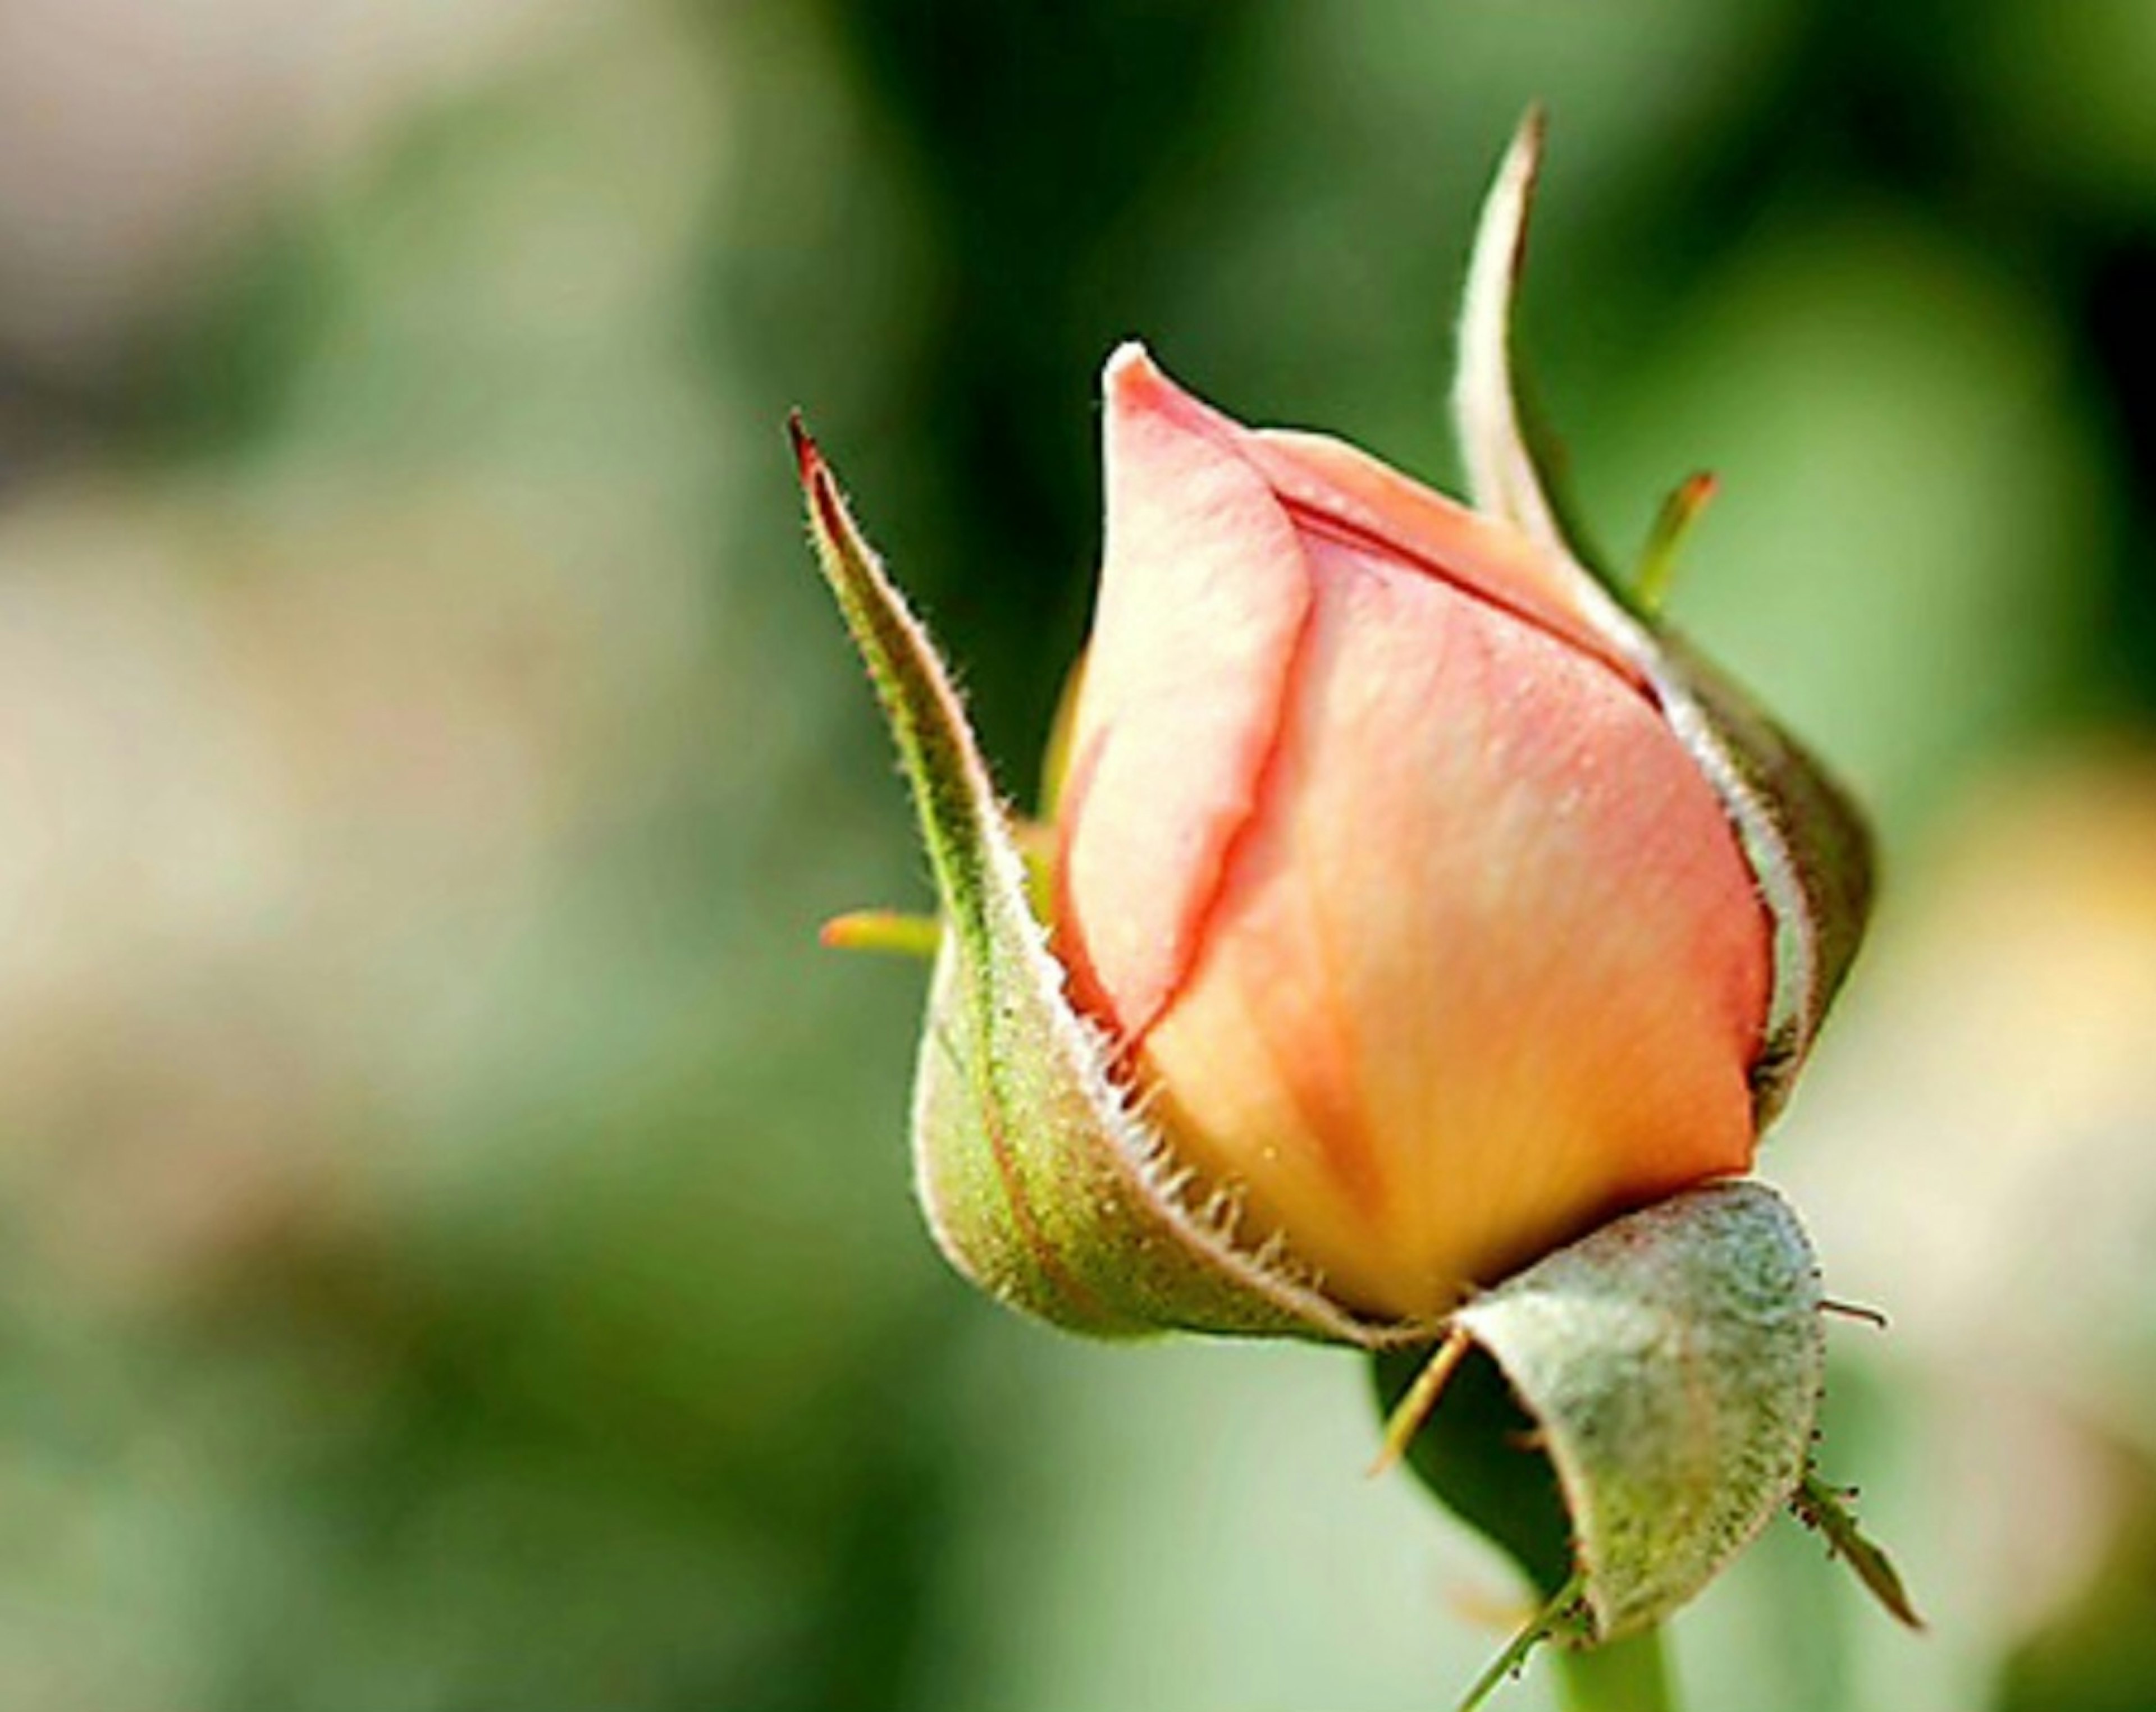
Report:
1051,339,1773,1320
796,112,1892,1652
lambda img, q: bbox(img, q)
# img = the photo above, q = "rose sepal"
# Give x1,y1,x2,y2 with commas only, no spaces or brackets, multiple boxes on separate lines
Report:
1455,112,1874,1122
1376,1181,1826,1649
791,418,1409,1346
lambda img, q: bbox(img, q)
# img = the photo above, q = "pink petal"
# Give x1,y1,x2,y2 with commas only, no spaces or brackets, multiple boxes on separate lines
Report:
1140,534,1769,1318
1250,428,1644,690
1057,346,1313,1042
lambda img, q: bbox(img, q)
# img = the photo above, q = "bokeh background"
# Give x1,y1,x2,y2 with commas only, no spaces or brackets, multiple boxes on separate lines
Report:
2,2,2154,1708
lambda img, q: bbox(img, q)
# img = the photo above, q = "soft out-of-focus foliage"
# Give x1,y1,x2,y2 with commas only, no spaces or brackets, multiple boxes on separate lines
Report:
1,2,2152,1708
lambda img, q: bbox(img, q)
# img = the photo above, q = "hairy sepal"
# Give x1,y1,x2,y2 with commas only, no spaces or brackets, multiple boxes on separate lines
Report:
1454,113,1872,1119
1380,1182,1825,1642
794,419,1394,1345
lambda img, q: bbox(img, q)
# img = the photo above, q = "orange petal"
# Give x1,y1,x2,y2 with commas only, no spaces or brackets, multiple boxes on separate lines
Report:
1249,428,1644,690
1140,534,1768,1319
1057,345,1313,1040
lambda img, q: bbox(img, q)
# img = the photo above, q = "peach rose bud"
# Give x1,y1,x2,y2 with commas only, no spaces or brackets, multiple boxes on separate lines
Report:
795,112,1892,1654
1053,340,1772,1321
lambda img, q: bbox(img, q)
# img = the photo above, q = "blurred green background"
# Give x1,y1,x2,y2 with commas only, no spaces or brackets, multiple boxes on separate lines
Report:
2,2,2155,1708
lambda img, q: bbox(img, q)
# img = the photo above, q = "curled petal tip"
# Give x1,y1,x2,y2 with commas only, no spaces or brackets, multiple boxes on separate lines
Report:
1103,337,1152,381
1100,340,1237,452
1102,338,1168,411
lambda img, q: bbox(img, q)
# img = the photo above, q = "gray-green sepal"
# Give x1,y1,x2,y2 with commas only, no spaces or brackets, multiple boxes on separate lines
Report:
1656,638,1874,1116
1454,114,1873,1119
1380,1181,1825,1642
793,418,1399,1347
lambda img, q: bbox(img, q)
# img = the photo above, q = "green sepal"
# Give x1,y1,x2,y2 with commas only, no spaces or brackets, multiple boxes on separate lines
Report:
1376,1182,1826,1643
1654,636,1874,1116
820,908,943,959
792,418,1394,1346
1634,472,1719,616
1454,116,1874,1120
1790,1468,1925,1630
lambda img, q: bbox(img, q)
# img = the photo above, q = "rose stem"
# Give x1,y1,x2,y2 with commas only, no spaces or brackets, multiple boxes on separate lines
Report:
1552,1626,1678,1712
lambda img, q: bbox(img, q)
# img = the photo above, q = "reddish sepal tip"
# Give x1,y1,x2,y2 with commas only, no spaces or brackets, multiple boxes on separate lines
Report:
1678,470,1720,509
787,409,819,482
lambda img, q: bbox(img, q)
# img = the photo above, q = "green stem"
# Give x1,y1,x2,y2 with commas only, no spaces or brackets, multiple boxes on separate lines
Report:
1552,1626,1677,1712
